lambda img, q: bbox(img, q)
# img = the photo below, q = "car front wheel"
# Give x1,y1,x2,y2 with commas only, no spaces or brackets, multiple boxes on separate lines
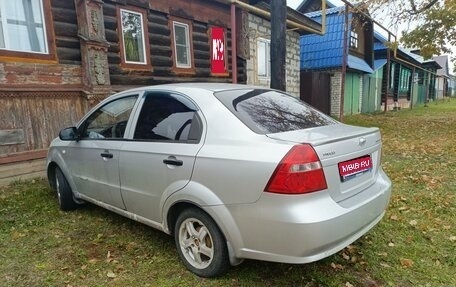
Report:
174,208,230,277
55,167,78,211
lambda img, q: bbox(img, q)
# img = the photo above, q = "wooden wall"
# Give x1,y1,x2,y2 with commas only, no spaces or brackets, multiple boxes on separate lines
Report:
0,92,87,155
0,0,84,172
0,0,247,171
51,0,81,64
104,0,246,86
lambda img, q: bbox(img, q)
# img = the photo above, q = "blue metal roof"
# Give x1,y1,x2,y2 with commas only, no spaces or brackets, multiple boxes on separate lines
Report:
300,6,348,70
374,41,386,51
374,59,387,70
374,31,387,42
347,55,373,73
373,31,387,51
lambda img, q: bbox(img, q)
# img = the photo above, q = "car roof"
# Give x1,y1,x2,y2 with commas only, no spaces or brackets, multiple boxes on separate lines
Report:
118,83,266,94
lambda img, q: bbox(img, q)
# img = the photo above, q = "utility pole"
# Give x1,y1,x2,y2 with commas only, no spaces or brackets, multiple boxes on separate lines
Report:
270,0,287,91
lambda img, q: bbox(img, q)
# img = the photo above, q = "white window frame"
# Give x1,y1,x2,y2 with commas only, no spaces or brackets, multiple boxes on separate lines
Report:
257,38,270,78
172,21,192,69
390,63,395,89
350,30,358,49
0,0,49,54
120,8,147,65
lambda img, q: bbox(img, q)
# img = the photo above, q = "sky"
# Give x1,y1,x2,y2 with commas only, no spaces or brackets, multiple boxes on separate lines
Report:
287,0,455,73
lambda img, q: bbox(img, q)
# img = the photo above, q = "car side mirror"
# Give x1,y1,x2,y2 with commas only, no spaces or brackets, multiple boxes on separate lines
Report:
59,127,79,141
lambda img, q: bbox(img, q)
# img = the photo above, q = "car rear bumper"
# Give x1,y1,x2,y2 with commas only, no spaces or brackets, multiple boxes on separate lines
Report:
214,169,391,264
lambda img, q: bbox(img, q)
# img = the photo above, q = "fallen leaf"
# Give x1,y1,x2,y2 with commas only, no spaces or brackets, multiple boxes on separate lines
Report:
107,271,117,278
390,215,398,221
377,252,388,257
388,242,395,247
88,258,98,264
449,236,456,242
342,252,350,261
400,258,414,268
330,262,344,270
380,262,391,268
80,265,87,270
345,282,354,287
409,220,418,226
346,245,357,254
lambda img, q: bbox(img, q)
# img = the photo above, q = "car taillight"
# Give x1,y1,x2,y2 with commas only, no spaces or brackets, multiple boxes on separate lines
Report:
265,144,327,194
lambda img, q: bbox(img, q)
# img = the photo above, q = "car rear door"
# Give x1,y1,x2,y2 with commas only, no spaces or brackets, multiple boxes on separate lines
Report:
119,91,204,222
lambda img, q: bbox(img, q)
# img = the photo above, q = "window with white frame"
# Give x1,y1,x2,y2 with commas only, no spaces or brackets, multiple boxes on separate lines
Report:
120,9,147,64
173,21,191,68
257,38,270,78
0,0,48,53
390,63,395,89
350,30,358,49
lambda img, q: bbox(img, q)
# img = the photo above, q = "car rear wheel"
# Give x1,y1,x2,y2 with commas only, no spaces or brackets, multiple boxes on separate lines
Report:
174,208,230,277
55,167,78,211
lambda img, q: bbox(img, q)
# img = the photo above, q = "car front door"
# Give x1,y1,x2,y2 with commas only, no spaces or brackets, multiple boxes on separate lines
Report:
119,91,204,222
65,95,139,209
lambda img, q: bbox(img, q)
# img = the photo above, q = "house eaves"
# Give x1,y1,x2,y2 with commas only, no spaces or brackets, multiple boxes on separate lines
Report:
347,55,374,73
251,1,323,35
216,0,323,35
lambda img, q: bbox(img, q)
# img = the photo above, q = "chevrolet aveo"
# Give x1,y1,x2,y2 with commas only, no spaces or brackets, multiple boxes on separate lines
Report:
47,83,392,277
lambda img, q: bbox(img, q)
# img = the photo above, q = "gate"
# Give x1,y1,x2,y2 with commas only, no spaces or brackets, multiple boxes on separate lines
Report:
300,71,331,115
344,72,361,115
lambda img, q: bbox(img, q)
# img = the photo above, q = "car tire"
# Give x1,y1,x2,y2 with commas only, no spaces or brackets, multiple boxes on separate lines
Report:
174,208,230,277
55,167,78,211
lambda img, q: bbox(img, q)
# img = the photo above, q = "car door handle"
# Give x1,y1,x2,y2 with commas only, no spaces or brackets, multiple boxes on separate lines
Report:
163,158,183,166
100,152,113,159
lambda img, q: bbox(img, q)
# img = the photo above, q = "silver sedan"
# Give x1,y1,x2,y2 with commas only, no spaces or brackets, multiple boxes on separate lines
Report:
47,83,392,277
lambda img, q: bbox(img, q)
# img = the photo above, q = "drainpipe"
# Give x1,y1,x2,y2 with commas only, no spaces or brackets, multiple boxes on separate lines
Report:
339,4,349,121
384,33,391,112
410,66,415,109
231,3,237,84
222,0,326,35
424,73,429,106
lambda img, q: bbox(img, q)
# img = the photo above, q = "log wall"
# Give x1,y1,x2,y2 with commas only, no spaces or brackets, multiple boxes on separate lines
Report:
104,0,246,86
0,0,247,179
51,0,82,64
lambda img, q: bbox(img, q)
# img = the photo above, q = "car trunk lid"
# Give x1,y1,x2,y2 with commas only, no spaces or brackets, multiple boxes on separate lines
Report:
267,124,382,202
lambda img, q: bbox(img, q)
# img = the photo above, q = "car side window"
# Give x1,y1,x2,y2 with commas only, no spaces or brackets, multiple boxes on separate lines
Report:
133,92,201,142
79,96,138,140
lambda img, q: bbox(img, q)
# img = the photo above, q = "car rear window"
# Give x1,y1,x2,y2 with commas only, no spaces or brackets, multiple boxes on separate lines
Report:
214,89,337,134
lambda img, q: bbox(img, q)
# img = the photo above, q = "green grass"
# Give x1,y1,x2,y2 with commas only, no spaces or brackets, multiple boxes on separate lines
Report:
1,99,455,287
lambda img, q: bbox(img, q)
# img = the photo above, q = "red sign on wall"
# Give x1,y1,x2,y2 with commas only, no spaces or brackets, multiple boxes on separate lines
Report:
211,27,226,74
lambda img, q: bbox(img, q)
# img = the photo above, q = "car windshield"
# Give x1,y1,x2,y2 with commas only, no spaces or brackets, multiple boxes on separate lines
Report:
214,89,337,134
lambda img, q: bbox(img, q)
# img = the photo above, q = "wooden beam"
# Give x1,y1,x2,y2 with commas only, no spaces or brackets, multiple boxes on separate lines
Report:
270,0,286,91
0,149,48,165
0,130,25,146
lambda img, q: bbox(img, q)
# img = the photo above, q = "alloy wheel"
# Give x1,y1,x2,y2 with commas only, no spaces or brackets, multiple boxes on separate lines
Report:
178,218,214,269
